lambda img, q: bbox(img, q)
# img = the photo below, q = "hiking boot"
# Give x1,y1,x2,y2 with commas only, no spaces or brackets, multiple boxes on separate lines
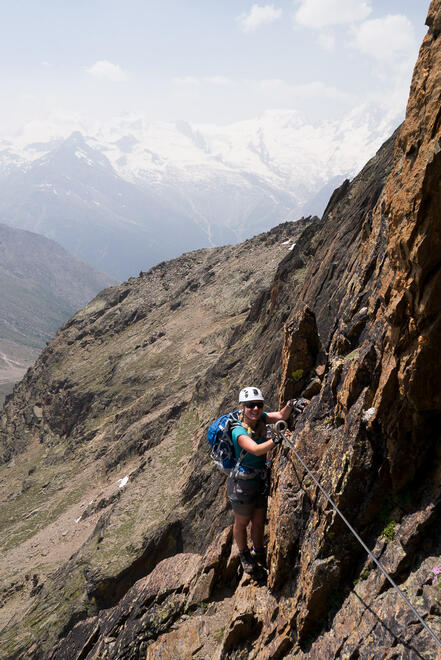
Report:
251,547,267,568
239,549,255,575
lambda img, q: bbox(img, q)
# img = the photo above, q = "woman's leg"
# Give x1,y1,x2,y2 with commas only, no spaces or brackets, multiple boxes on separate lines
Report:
233,512,251,551
250,506,266,549
233,512,256,574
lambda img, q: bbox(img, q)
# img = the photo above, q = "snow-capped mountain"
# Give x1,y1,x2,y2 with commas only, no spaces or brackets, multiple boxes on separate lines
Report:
0,106,401,279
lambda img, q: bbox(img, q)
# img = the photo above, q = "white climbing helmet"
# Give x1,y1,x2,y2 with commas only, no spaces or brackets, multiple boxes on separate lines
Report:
238,386,264,403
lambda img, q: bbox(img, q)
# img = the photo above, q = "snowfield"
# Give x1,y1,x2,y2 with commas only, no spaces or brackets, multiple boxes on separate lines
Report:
0,105,401,279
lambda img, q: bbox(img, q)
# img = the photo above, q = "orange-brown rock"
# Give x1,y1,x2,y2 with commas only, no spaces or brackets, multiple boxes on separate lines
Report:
261,1,441,656
279,305,324,403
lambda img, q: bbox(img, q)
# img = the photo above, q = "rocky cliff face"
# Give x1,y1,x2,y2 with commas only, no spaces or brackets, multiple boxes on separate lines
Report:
0,217,313,657
0,223,115,406
1,2,441,658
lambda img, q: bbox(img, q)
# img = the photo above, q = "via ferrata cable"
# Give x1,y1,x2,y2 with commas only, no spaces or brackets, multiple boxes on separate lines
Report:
273,420,441,651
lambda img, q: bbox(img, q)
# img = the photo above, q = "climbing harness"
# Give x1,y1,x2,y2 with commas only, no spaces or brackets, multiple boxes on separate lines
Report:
270,420,441,652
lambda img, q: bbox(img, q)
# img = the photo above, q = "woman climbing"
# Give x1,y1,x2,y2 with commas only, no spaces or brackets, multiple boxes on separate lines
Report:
228,386,308,574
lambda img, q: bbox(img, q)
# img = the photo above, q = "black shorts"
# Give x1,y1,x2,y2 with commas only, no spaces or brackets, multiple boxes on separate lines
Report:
227,476,268,516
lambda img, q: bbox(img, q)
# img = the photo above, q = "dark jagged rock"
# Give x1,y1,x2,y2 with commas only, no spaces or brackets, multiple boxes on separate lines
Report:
48,527,234,660
280,305,324,400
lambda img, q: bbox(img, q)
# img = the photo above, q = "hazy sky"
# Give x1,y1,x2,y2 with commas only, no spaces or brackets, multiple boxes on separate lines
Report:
0,0,431,133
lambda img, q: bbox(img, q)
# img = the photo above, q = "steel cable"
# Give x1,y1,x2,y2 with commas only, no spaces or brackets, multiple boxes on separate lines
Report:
272,421,441,651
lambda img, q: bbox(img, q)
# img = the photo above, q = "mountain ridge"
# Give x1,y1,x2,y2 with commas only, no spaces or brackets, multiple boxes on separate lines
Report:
0,105,401,279
0,222,115,406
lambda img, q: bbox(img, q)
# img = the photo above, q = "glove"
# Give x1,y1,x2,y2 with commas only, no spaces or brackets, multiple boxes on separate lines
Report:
289,397,309,414
294,397,309,413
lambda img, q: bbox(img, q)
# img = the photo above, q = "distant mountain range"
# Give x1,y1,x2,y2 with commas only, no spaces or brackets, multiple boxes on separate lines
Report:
0,222,115,405
0,105,401,279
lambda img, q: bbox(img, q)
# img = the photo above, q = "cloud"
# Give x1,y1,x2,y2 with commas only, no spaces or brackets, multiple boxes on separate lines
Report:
173,76,201,87
258,78,285,90
86,60,127,82
173,76,234,87
204,76,233,86
294,0,372,29
243,78,357,123
258,78,354,104
350,14,416,66
238,4,282,32
166,75,354,123
317,32,335,51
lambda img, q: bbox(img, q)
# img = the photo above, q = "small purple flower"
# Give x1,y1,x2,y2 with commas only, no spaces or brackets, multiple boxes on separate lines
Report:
432,566,441,584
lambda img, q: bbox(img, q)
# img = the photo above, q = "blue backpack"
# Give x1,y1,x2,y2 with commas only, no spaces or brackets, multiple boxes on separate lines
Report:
208,411,244,475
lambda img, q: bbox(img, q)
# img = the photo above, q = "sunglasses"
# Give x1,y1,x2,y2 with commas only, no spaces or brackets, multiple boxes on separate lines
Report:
244,401,264,409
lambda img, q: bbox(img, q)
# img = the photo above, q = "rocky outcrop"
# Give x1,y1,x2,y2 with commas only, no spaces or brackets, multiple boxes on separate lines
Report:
279,305,324,401
220,1,441,656
48,527,235,660
247,3,441,655
0,218,315,657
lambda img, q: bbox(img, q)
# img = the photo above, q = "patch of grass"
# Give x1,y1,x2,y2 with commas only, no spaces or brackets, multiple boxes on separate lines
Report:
343,349,361,362
292,266,308,285
214,626,226,643
315,415,333,431
92,512,138,564
174,408,200,446
0,441,93,556
354,567,371,585
377,491,411,544
187,601,209,615
1,476,90,552
0,567,90,658
382,520,396,543
93,407,201,569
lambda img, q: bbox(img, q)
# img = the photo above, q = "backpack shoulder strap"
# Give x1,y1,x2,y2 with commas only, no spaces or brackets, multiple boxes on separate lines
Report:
229,412,249,474
236,447,247,467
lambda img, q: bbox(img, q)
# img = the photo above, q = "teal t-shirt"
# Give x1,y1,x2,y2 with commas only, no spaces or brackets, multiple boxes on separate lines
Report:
231,412,268,470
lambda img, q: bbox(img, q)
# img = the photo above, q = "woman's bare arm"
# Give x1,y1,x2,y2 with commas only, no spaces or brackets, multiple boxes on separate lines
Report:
266,399,310,424
265,403,292,424
237,434,274,456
